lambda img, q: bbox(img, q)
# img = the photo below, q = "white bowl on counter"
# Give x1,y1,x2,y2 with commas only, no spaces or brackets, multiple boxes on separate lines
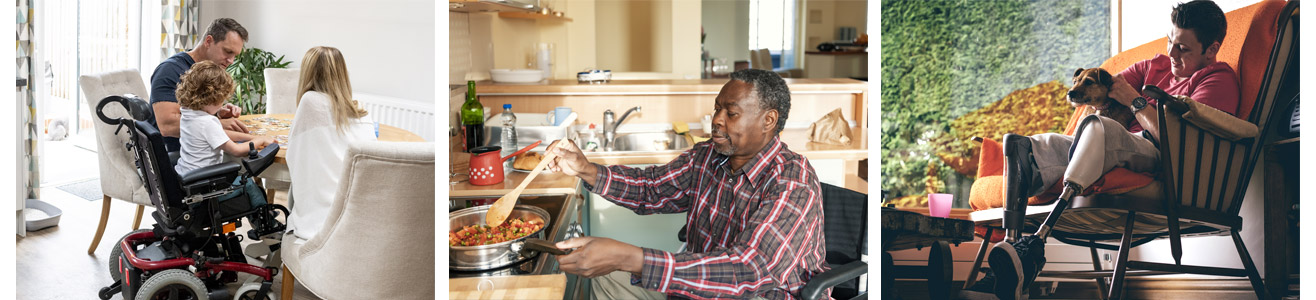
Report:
490,69,545,83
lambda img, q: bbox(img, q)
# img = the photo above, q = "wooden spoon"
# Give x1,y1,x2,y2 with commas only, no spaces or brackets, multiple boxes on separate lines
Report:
486,140,562,228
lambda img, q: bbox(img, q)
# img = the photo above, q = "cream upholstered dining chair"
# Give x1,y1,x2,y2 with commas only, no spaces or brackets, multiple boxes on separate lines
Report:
749,48,802,78
258,67,300,195
749,48,771,70
263,67,300,115
79,69,154,254
280,141,435,300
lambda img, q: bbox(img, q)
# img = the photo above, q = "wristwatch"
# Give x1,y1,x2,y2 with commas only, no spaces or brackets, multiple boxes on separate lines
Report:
1130,96,1147,113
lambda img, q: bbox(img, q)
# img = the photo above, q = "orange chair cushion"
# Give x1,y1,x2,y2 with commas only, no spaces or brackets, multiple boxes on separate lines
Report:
967,139,1157,211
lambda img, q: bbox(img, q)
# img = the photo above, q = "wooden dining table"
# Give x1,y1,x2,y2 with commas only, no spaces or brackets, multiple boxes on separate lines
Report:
238,113,425,164
238,113,426,197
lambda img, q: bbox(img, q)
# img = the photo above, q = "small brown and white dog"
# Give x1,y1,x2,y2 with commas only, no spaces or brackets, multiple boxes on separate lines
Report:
1068,68,1135,129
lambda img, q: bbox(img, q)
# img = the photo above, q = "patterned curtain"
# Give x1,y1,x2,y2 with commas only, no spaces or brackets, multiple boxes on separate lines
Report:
162,0,200,57
17,0,38,203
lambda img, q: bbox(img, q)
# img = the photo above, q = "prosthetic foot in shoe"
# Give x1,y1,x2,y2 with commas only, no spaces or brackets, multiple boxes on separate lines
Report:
989,241,1025,299
990,235,1048,300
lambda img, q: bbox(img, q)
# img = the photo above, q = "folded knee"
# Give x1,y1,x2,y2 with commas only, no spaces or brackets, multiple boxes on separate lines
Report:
1078,114,1108,134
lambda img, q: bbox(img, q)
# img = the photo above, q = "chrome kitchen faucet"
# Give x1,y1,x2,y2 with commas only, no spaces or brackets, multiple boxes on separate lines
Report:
602,106,641,151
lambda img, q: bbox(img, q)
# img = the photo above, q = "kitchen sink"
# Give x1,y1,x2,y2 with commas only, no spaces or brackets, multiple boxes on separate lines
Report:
611,131,691,152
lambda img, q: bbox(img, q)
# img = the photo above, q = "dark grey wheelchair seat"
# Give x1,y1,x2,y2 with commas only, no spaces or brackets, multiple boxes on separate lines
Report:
179,162,241,187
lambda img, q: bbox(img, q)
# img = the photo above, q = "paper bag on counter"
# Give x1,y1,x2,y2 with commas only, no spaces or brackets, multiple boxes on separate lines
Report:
808,108,853,145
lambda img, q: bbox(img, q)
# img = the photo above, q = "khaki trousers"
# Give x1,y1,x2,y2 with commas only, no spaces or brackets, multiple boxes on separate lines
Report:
1028,115,1159,192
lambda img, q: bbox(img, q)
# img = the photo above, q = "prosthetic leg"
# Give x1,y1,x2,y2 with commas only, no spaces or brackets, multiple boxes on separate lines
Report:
1038,115,1108,242
992,116,1109,299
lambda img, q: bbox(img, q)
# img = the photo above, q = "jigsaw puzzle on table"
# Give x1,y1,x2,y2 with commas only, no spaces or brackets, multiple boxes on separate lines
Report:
242,117,292,148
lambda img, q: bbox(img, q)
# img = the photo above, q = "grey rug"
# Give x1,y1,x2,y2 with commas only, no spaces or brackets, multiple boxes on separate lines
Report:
54,179,102,201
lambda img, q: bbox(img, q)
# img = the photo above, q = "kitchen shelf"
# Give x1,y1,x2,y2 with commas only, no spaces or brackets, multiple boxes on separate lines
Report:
448,0,535,13
805,51,868,55
498,11,572,22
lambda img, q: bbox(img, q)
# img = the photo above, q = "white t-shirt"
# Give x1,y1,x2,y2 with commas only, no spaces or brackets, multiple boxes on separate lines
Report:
175,108,231,176
287,91,377,240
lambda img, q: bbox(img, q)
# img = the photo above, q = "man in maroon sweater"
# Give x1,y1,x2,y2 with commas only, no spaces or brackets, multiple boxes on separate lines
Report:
546,69,829,300
989,1,1241,299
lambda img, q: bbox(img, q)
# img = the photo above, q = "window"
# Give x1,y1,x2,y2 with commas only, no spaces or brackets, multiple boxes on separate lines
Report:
748,0,798,69
881,0,1111,208
40,0,141,134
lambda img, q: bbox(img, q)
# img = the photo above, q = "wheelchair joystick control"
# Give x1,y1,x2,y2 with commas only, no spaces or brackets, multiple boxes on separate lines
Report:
248,143,258,160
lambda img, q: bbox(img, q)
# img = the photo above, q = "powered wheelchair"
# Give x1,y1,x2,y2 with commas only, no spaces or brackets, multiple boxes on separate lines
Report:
95,95,290,300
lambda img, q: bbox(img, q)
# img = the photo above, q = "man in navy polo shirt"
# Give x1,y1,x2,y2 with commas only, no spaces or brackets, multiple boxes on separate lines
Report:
150,17,254,152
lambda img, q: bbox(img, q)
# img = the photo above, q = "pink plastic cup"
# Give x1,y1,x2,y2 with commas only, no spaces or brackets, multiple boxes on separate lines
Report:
928,193,953,218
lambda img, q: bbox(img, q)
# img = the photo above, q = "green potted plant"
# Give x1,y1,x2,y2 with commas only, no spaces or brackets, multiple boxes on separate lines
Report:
226,47,291,114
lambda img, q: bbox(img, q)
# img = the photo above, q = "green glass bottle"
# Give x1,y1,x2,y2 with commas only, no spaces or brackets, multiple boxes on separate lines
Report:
460,80,485,152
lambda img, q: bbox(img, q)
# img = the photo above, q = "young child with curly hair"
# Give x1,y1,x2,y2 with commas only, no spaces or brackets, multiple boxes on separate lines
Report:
172,60,276,212
174,60,275,175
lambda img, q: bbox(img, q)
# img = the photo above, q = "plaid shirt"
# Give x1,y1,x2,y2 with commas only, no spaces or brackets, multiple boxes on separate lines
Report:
586,137,829,299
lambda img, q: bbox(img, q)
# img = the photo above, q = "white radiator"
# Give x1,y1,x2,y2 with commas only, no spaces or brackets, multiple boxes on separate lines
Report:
354,93,435,141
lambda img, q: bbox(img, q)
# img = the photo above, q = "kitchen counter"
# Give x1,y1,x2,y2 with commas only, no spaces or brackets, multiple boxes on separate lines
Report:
452,77,868,197
449,126,867,196
463,78,869,143
473,78,867,95
582,127,868,165
449,155,582,198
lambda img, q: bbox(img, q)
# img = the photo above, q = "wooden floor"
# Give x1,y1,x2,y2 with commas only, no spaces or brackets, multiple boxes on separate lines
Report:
16,186,324,300
891,279,1268,299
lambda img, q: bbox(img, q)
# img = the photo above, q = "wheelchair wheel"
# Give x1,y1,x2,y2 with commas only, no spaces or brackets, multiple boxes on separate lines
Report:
235,282,274,300
109,229,151,282
134,269,210,300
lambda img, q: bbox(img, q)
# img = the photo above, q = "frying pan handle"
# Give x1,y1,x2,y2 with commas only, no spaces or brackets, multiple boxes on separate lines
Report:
514,238,570,256
501,140,543,162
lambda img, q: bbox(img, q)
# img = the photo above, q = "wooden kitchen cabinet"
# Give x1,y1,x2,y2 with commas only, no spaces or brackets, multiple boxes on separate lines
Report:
805,51,868,79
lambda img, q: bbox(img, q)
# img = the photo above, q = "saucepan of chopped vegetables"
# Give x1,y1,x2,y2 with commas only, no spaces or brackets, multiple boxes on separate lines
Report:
449,204,555,271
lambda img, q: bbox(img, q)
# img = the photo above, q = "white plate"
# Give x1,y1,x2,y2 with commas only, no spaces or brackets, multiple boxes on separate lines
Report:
490,69,544,83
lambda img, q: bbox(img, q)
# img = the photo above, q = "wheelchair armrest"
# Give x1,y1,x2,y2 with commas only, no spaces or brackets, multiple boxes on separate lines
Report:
242,143,280,177
180,162,241,195
800,260,868,300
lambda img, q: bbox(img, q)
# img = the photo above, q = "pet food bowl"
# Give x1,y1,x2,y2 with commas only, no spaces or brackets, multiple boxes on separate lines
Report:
24,199,63,231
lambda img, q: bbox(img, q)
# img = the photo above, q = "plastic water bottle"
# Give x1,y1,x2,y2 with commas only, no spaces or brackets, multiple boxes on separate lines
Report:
500,104,518,162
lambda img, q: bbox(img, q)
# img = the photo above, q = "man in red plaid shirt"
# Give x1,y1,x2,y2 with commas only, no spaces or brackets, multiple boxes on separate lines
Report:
547,69,830,299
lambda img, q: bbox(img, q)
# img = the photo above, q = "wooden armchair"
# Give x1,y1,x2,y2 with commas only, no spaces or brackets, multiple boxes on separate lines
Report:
962,1,1298,298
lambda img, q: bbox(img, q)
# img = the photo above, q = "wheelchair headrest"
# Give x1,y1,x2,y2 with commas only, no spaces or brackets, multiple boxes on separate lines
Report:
96,94,154,125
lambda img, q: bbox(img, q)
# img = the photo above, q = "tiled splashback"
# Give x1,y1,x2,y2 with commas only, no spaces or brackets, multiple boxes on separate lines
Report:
449,11,493,84
449,12,471,85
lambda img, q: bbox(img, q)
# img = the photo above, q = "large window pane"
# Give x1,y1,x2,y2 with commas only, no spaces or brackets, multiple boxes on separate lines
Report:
41,0,139,134
881,0,1110,208
749,0,797,69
